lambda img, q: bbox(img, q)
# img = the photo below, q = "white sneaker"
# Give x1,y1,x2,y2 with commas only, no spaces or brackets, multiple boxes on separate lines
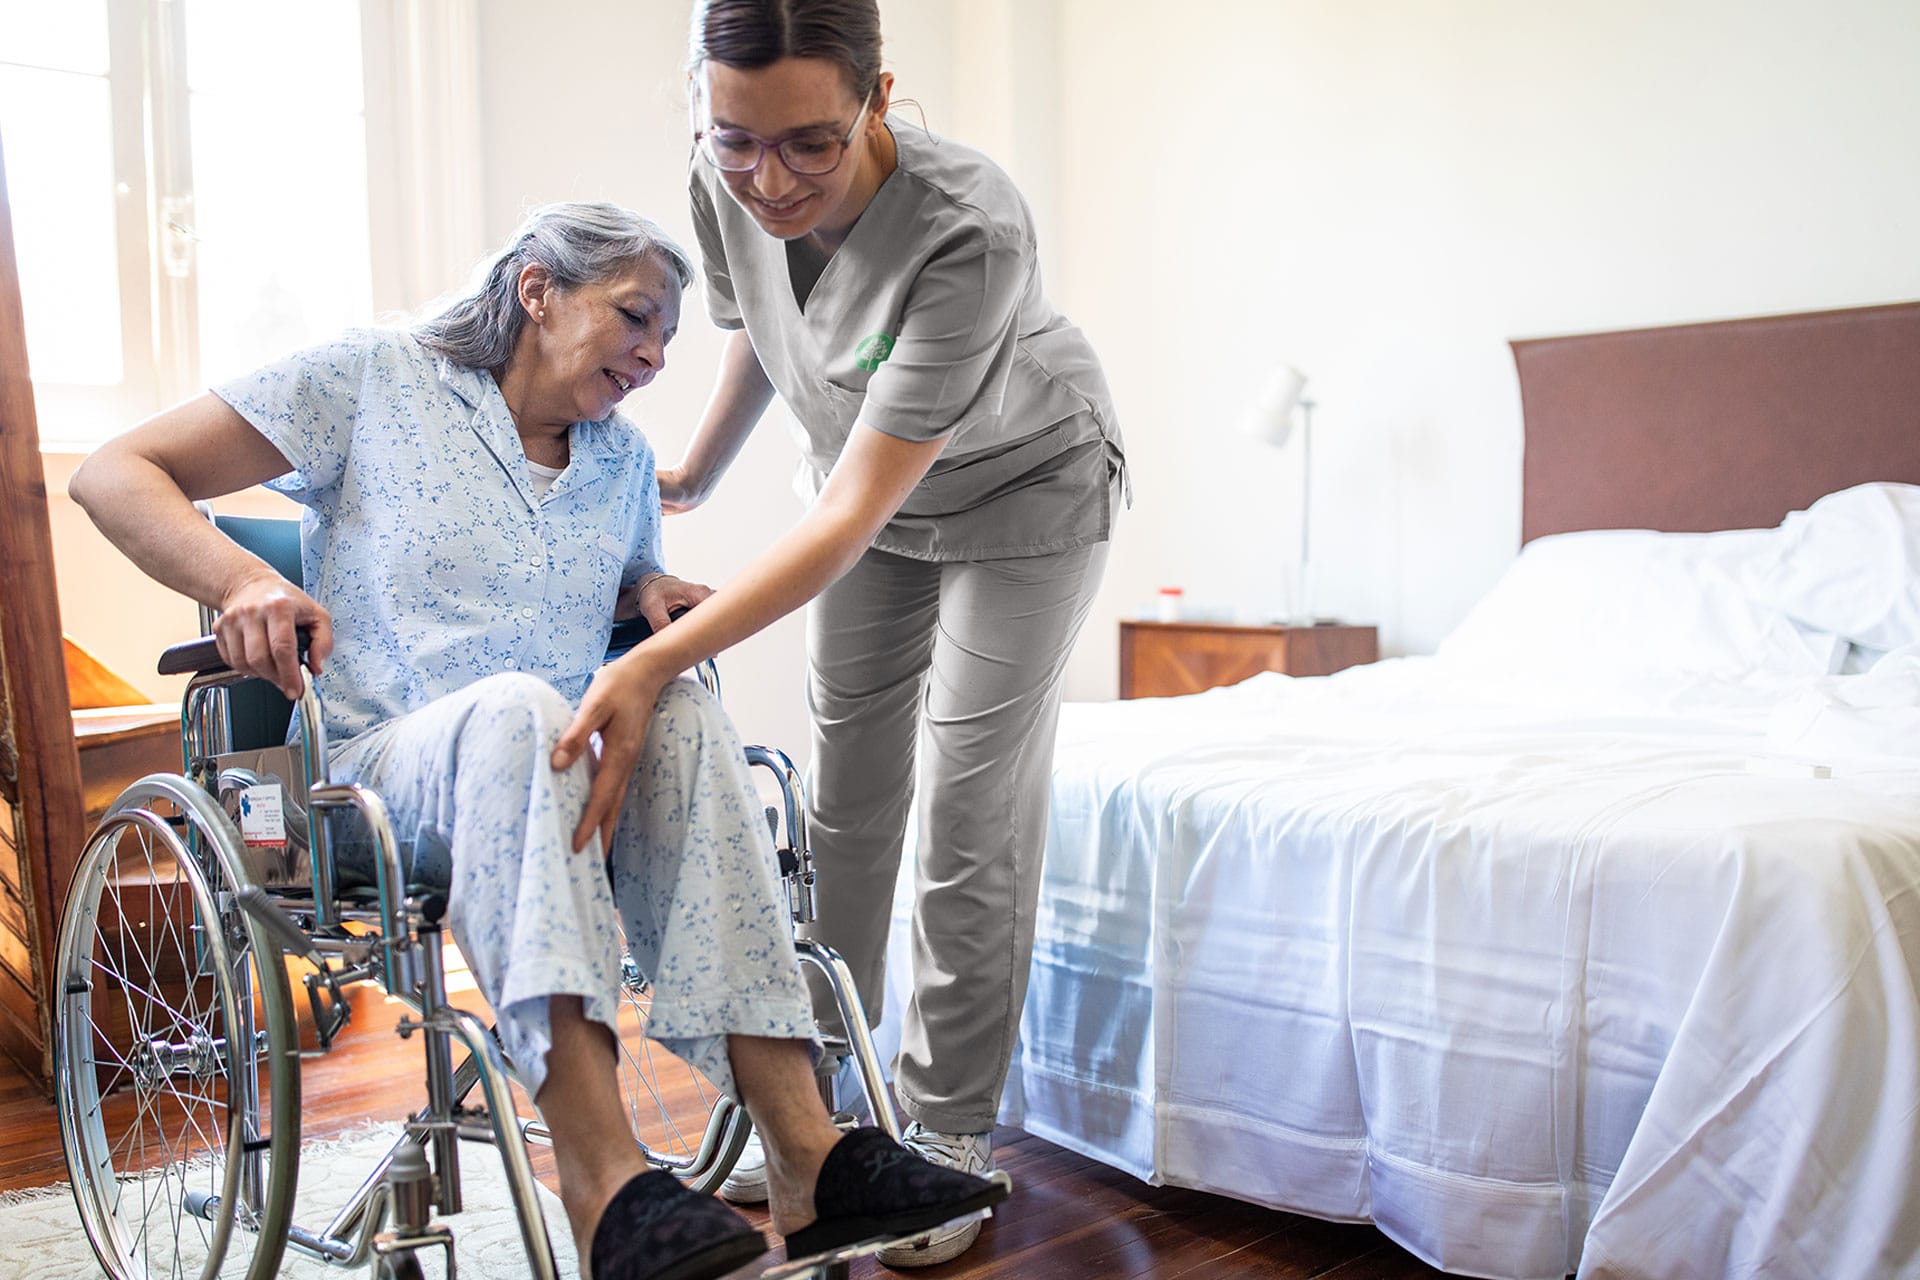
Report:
718,1131,768,1204
874,1124,996,1268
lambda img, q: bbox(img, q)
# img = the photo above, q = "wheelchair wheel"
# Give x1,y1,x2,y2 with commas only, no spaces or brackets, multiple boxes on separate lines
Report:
55,776,301,1280
613,950,752,1195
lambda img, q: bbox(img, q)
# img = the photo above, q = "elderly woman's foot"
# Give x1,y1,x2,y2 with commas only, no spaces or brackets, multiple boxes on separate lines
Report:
587,1171,766,1280
774,1127,1010,1263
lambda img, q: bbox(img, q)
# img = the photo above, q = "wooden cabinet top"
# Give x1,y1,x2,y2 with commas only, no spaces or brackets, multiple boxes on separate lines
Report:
1120,620,1376,636
1119,620,1379,698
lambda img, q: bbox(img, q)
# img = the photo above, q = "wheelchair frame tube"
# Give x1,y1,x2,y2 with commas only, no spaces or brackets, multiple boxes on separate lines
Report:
795,940,901,1142
745,745,816,924
293,671,337,923
307,782,409,991
444,1006,561,1280
416,918,464,1216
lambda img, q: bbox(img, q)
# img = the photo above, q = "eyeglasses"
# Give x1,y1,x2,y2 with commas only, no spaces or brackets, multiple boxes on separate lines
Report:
696,101,870,176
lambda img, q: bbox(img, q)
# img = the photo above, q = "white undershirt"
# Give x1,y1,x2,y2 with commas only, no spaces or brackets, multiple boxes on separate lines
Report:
526,459,563,498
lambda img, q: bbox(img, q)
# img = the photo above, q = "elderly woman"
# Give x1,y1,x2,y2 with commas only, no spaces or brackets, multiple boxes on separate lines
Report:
68,202,1003,1280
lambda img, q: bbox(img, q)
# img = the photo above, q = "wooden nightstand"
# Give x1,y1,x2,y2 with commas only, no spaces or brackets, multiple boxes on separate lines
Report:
1119,620,1379,699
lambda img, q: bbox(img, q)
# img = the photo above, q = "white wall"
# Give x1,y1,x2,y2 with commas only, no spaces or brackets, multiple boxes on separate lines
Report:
1050,0,1920,693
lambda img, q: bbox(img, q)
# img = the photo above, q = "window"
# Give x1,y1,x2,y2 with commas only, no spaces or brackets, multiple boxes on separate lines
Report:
1,0,374,449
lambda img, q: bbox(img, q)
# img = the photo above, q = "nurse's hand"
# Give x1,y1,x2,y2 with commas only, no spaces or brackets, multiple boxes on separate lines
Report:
214,572,334,701
616,572,714,631
552,649,673,853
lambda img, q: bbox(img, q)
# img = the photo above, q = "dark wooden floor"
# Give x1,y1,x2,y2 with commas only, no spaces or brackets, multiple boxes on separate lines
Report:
2,982,1450,1279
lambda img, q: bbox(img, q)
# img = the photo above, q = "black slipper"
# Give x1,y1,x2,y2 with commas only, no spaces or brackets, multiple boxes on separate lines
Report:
589,1169,767,1280
782,1127,1011,1261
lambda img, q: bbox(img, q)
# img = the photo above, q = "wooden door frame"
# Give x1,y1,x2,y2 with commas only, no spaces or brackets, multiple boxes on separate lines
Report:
0,129,89,1088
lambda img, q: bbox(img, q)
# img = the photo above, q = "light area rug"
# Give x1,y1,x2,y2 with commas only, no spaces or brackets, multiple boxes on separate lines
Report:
0,1124,580,1279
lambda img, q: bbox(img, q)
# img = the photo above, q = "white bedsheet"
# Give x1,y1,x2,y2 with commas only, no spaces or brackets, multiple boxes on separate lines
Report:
887,657,1920,1279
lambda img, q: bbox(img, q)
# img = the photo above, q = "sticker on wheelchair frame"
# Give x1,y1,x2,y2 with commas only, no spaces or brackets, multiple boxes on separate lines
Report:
237,783,288,850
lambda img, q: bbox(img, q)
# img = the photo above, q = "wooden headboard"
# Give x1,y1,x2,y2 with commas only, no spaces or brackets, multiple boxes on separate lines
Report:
1511,301,1920,543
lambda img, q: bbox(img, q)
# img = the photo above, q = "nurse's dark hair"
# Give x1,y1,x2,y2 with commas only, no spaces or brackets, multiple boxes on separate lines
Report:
412,202,693,373
688,0,884,105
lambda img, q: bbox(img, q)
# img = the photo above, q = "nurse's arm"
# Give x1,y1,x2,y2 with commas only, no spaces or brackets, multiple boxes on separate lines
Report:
658,329,776,512
68,393,334,699
557,421,947,850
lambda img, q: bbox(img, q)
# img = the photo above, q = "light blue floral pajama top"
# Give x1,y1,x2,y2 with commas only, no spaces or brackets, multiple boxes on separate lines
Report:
213,329,815,1101
216,327,665,744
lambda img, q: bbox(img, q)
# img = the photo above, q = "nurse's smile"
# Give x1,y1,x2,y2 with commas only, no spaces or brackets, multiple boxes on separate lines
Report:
750,190,815,224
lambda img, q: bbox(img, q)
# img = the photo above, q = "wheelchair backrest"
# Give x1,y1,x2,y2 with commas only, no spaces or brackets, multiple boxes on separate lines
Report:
212,513,302,751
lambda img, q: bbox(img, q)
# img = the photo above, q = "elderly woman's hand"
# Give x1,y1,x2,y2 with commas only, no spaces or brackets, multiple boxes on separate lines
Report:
214,572,335,701
617,572,715,632
551,648,675,853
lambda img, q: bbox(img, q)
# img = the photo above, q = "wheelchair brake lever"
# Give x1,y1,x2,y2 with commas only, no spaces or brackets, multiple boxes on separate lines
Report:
235,884,353,1051
302,966,354,1053
236,883,319,961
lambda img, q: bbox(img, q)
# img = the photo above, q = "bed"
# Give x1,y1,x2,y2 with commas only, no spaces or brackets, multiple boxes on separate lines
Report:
886,302,1920,1279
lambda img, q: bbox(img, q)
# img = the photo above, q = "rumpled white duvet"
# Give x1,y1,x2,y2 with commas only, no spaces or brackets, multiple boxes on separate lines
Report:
894,653,1920,1279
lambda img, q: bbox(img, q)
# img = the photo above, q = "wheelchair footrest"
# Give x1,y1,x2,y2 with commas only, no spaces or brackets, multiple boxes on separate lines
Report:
759,1202,1002,1280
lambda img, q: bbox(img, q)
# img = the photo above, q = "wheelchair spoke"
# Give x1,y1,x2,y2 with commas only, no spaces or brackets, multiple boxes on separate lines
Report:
607,969,740,1188
99,871,158,1050
88,1053,133,1104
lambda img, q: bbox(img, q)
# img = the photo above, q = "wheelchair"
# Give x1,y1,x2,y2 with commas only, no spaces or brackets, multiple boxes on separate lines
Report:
52,513,900,1280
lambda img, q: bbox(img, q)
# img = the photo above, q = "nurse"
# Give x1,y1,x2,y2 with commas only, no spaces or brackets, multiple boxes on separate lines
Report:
555,0,1126,1266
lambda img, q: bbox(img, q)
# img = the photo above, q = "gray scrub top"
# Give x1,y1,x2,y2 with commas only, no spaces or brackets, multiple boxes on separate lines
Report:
691,118,1127,561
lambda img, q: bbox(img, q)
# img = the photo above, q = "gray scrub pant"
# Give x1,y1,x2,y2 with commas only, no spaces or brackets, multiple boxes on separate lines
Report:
798,539,1109,1133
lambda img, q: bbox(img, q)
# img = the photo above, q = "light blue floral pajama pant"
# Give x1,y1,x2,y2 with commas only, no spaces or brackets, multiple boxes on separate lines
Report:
326,671,817,1102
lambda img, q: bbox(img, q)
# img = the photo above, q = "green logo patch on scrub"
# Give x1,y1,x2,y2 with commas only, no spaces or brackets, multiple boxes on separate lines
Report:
854,332,896,371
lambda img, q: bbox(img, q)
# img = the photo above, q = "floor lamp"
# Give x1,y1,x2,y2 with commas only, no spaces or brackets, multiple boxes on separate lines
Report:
1241,364,1316,624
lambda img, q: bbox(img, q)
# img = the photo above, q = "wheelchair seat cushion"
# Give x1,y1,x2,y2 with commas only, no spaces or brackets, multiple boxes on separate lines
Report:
589,1170,765,1280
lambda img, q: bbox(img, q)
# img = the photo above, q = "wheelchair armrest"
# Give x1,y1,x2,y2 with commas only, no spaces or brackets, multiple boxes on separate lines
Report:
604,616,656,662
604,606,691,662
158,628,312,676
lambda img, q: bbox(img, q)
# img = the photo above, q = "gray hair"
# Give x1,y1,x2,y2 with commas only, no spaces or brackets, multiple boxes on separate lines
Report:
413,202,695,372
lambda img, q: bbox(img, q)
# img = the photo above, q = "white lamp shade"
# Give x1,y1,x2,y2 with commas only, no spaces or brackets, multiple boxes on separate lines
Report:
1241,364,1309,448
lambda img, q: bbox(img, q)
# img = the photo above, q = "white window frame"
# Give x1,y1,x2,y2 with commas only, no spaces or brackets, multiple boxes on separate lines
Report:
23,0,484,452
